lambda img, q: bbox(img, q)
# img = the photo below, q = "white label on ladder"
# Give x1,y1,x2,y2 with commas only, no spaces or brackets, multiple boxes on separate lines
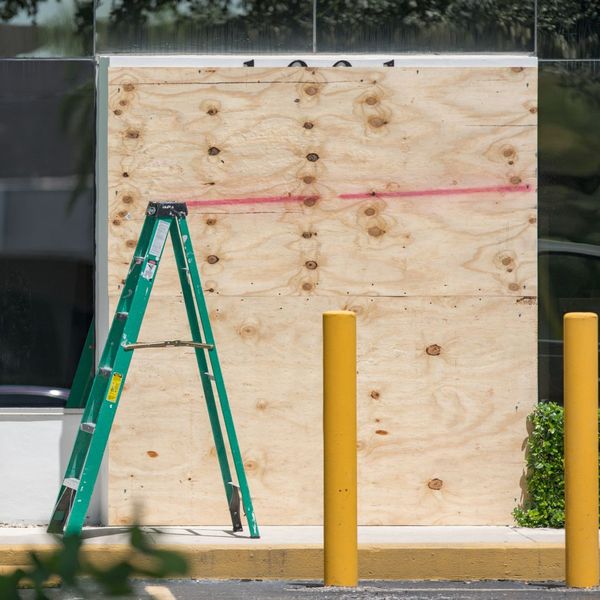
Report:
141,260,157,281
149,220,170,257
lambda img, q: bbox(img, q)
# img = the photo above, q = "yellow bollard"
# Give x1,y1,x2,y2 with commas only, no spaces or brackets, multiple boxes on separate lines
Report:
564,312,599,588
323,310,358,587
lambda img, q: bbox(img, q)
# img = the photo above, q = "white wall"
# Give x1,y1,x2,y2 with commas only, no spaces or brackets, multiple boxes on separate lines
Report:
0,409,101,526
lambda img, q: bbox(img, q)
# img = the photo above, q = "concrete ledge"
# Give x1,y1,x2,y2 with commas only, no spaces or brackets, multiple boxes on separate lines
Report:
0,526,584,581
0,543,568,581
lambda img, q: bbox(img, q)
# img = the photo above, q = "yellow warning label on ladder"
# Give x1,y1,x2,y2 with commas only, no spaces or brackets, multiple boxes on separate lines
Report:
107,373,123,402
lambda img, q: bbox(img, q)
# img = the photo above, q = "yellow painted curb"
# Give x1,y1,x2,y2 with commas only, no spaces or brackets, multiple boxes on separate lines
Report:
0,544,569,581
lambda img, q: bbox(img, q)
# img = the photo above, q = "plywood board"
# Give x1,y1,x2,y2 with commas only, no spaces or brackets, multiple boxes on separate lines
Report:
106,66,537,525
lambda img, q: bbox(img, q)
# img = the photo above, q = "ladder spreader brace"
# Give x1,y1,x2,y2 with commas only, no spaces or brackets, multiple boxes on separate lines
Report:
48,201,259,538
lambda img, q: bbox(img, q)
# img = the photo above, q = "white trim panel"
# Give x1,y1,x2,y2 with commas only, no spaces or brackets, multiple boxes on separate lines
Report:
106,54,537,68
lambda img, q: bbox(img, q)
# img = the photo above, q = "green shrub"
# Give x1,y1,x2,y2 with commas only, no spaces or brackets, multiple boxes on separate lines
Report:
513,401,600,528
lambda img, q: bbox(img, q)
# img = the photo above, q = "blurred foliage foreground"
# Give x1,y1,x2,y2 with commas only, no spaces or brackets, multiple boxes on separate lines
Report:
0,526,187,599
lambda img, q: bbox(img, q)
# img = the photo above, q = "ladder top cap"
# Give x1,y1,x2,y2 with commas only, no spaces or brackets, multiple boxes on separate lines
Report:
147,202,188,218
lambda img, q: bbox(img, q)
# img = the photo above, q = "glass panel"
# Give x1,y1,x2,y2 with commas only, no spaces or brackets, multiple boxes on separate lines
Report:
0,60,95,406
316,0,534,53
538,61,600,403
537,0,600,59
96,0,313,54
0,0,93,58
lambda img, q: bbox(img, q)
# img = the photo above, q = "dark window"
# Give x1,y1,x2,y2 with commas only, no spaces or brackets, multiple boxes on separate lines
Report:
0,0,94,57
0,60,95,407
538,61,600,403
316,0,534,53
96,0,314,54
95,0,535,54
537,0,600,59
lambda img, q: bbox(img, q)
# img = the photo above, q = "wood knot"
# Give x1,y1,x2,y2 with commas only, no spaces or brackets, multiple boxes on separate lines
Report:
501,256,513,266
302,231,314,239
365,96,379,105
428,478,443,490
206,218,217,226
511,67,524,73
207,255,220,264
306,153,319,162
112,219,121,226
510,176,522,185
364,207,376,216
509,283,520,291
528,216,536,224
529,106,537,114
302,282,313,291
304,196,318,207
303,121,314,129
207,108,219,116
302,175,315,184
375,429,388,436
256,400,268,410
368,116,387,128
305,260,318,270
370,390,380,400
368,226,384,237
126,239,136,248
239,323,256,338
119,99,128,107
304,85,319,96
426,344,441,356
502,146,515,157
122,172,129,178
244,460,257,471
208,146,221,156
122,194,133,204
146,450,158,458
126,129,140,139
123,83,135,92
113,109,122,116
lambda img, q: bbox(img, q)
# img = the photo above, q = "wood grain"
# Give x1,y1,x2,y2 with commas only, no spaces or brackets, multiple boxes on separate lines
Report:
106,66,537,526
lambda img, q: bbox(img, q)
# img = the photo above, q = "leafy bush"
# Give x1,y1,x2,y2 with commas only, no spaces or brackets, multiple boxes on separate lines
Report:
513,402,600,527
0,526,187,599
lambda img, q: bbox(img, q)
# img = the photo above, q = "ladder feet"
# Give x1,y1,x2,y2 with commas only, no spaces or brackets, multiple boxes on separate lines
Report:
228,483,243,533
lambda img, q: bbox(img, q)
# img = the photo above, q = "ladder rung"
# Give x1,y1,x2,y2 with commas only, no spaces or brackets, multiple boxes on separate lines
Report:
99,367,112,378
80,422,96,434
203,372,215,381
63,478,80,490
122,340,214,351
116,312,128,321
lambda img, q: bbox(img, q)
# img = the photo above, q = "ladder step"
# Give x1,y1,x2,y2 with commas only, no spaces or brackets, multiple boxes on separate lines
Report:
99,366,112,377
116,312,128,321
63,478,80,490
123,340,214,351
80,422,96,434
203,372,215,381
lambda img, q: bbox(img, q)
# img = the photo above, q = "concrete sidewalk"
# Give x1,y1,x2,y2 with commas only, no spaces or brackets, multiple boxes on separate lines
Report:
0,526,587,581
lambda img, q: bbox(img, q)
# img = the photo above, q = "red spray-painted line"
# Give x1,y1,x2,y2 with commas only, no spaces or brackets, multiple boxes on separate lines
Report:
186,194,319,207
338,183,531,200
183,183,531,208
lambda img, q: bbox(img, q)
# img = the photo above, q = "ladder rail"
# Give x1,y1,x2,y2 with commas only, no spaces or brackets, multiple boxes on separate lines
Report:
49,215,173,535
169,218,242,531
178,217,260,538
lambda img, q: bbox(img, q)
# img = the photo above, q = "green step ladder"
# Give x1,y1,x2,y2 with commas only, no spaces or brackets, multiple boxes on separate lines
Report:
48,201,259,538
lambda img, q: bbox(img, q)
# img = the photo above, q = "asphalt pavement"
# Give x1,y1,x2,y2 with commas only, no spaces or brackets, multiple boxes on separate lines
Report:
22,579,600,599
